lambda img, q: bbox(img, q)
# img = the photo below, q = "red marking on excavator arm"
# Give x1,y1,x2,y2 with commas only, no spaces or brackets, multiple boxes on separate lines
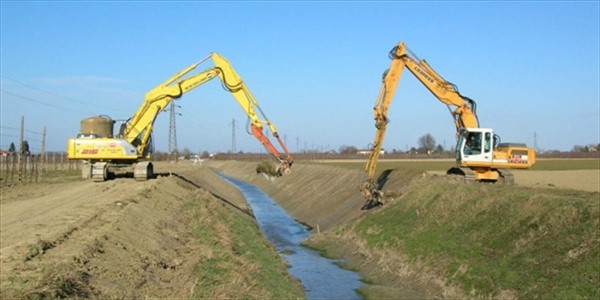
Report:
251,125,283,160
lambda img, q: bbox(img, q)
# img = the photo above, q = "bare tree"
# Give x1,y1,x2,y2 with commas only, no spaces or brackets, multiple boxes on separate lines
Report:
339,145,358,155
418,134,436,154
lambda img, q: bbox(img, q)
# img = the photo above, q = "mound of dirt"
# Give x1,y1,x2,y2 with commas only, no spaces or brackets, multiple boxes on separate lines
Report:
1,176,201,298
0,165,301,299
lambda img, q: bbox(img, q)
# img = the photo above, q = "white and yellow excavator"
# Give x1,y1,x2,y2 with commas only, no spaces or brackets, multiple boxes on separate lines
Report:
360,42,536,208
67,53,293,182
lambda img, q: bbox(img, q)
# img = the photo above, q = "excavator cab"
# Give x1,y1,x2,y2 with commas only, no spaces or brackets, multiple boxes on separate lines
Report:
456,128,494,164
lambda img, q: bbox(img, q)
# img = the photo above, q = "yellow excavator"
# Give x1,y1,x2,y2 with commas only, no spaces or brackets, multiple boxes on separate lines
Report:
360,42,536,208
67,53,293,182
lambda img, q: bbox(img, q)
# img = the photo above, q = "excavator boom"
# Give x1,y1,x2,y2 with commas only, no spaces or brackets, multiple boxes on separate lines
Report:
211,53,293,174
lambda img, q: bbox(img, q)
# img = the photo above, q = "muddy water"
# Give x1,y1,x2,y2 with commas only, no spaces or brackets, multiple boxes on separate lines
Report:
221,175,363,300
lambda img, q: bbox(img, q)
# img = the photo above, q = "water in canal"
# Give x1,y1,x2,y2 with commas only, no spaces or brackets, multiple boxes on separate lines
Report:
220,174,363,300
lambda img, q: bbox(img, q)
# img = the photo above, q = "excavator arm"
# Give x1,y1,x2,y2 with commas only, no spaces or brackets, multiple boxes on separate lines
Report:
122,58,220,154
211,53,293,174
359,52,405,206
121,53,292,174
391,42,479,132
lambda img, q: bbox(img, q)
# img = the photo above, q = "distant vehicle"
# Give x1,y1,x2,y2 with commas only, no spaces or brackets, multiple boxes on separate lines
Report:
360,42,536,208
67,53,293,182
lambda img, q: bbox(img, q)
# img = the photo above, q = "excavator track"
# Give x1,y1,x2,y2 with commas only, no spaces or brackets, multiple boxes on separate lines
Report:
134,162,153,181
446,167,477,183
497,169,515,185
91,162,108,182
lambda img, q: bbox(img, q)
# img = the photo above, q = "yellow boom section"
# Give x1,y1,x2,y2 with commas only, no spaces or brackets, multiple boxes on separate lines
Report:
121,53,292,168
211,53,278,135
124,58,219,155
392,42,479,132
362,52,405,191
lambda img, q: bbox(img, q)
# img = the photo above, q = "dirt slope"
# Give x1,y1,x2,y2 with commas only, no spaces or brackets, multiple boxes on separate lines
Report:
1,176,199,297
208,161,425,230
0,165,301,298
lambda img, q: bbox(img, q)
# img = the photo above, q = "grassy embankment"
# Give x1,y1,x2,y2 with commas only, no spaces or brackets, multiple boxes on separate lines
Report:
185,188,304,299
308,171,598,298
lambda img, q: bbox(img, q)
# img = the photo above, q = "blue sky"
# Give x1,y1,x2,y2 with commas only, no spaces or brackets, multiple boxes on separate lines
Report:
1,1,598,153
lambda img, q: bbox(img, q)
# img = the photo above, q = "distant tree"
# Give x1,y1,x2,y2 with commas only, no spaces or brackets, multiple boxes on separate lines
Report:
8,142,16,154
339,145,358,154
418,134,436,154
20,140,30,156
180,147,191,159
572,145,588,152
435,144,445,153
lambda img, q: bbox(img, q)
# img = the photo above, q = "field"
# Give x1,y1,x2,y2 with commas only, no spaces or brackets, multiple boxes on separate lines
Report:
315,158,600,192
317,158,599,171
1,158,598,299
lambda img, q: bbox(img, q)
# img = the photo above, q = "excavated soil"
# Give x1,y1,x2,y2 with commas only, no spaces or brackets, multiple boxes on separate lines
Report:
0,165,270,298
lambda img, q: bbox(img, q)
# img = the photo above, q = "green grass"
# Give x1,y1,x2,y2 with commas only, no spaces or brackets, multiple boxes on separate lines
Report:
187,191,304,299
531,158,600,170
355,179,599,298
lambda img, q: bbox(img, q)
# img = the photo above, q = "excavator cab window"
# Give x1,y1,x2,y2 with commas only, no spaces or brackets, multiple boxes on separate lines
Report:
484,132,492,153
464,131,482,155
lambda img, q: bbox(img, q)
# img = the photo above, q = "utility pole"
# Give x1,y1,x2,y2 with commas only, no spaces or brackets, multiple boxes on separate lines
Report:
168,102,180,161
534,132,539,153
18,116,24,182
229,118,237,154
39,126,46,181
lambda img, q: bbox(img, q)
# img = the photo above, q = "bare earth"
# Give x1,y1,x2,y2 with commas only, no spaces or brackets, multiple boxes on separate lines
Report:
1,161,597,298
0,164,253,298
511,170,599,192
428,169,599,192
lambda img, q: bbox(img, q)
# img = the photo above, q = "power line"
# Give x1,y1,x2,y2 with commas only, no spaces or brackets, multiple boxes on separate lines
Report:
1,89,90,114
0,134,42,142
1,75,129,112
0,126,42,135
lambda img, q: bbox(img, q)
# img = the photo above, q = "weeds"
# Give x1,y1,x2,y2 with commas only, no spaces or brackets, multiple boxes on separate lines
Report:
256,161,279,177
187,191,304,299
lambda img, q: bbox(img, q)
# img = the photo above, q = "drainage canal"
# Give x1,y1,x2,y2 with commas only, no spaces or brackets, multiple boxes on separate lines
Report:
220,174,363,299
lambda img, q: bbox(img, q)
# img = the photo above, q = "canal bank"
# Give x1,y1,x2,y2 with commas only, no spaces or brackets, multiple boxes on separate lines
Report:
207,161,436,299
220,174,363,299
